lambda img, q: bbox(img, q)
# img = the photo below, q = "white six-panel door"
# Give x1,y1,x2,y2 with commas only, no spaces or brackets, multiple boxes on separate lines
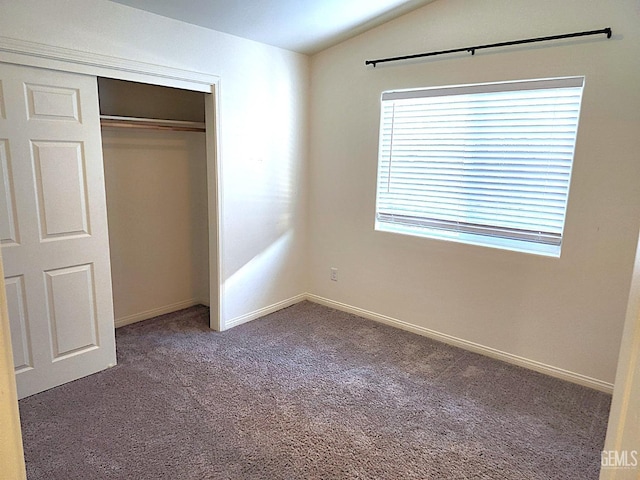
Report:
0,62,116,399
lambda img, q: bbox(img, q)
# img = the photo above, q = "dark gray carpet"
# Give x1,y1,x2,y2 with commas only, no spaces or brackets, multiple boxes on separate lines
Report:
19,301,610,479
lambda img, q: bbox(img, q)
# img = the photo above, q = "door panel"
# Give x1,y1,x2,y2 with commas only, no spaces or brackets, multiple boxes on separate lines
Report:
0,79,5,118
0,62,116,399
0,139,19,245
5,274,31,372
32,140,90,239
25,83,80,122
45,264,98,358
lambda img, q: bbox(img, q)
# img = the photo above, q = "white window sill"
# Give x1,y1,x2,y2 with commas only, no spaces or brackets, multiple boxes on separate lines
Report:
375,221,562,258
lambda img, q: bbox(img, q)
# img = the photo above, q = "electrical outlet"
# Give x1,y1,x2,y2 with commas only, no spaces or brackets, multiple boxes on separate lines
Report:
330,267,338,282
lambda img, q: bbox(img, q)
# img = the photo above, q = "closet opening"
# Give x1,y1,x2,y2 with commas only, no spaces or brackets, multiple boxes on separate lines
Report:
97,78,212,329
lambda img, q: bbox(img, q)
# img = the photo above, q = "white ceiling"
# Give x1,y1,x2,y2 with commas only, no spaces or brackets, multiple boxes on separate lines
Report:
107,0,434,55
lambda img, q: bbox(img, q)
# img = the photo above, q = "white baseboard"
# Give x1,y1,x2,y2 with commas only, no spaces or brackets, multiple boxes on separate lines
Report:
305,294,614,394
224,294,307,330
203,292,613,393
115,299,201,328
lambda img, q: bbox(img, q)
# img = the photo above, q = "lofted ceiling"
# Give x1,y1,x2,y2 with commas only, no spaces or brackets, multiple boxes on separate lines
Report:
107,0,435,55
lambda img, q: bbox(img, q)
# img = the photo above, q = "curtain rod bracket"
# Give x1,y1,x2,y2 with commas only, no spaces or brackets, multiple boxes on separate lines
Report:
365,27,612,67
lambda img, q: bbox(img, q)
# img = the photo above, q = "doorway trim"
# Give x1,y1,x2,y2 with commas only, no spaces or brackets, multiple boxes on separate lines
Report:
0,35,224,331
0,36,215,92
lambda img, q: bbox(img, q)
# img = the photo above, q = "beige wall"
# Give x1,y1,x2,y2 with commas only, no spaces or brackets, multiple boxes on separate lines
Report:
308,0,640,385
102,128,209,325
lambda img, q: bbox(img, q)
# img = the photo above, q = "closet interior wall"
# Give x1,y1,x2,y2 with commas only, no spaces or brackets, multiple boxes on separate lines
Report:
98,78,210,327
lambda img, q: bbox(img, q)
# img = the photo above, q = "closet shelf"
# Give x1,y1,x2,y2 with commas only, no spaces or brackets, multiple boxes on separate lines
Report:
100,115,205,132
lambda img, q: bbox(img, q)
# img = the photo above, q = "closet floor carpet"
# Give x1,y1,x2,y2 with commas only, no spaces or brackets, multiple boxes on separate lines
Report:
19,301,610,479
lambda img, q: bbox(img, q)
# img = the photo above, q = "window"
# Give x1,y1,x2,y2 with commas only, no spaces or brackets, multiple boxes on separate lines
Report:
375,77,584,257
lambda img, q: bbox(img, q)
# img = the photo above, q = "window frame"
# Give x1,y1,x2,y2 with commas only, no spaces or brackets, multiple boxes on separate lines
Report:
374,76,585,257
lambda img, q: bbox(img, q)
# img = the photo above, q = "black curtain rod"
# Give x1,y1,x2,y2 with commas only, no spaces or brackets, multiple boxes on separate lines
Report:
365,27,612,67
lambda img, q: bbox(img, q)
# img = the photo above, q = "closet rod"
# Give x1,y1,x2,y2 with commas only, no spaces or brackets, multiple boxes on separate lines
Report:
100,115,206,132
365,27,612,67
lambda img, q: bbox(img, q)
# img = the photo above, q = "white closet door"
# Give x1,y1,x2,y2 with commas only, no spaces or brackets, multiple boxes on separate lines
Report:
0,62,116,399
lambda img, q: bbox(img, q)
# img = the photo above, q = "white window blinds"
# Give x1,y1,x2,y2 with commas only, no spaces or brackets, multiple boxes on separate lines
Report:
375,77,584,253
